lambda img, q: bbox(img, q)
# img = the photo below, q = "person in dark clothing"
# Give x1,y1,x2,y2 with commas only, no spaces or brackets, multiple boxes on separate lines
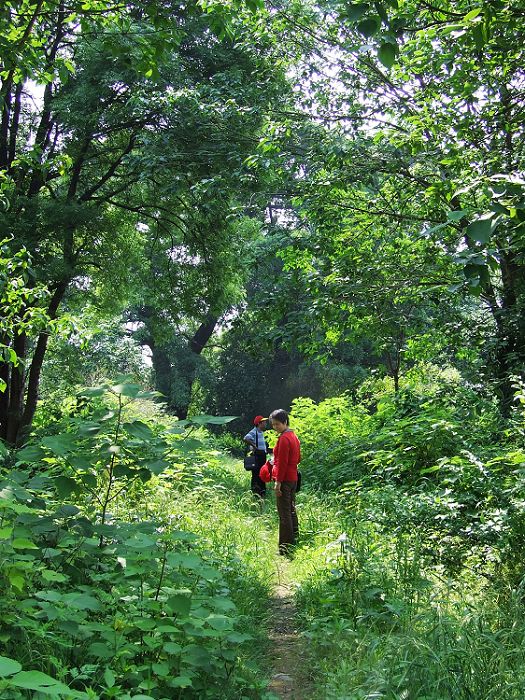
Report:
269,408,301,555
244,415,268,498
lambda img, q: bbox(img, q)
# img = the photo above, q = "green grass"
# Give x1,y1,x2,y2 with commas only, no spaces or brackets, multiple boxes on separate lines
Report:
287,489,525,700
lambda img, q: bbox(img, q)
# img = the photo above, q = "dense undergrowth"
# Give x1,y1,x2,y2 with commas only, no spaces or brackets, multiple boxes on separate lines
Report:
0,380,279,699
3,365,525,698
287,366,525,699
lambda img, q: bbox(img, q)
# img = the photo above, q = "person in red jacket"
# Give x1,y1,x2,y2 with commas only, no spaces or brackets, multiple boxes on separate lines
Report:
269,408,301,556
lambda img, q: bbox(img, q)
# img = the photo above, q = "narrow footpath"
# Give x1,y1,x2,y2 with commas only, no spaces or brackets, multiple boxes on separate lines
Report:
267,556,312,699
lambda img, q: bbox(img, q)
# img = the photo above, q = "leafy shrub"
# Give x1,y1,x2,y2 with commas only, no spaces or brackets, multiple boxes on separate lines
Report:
0,381,262,698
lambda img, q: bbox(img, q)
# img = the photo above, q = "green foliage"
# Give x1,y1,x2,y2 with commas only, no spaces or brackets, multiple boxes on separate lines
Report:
293,365,501,489
290,485,525,699
0,241,53,385
0,385,268,698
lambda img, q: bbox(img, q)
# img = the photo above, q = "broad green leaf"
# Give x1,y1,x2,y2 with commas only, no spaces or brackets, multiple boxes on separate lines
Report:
15,445,45,464
8,571,25,591
142,459,170,475
343,3,369,21
42,434,77,456
124,533,157,549
54,505,80,517
54,476,79,497
464,7,482,20
192,414,238,425
152,662,170,676
9,670,74,695
111,382,140,397
206,614,233,631
166,594,192,616
357,16,380,36
124,421,154,440
170,530,199,542
174,438,204,453
113,464,134,478
226,631,253,643
103,668,116,688
79,386,106,397
447,209,468,221
63,593,101,611
169,676,193,688
466,213,497,243
79,472,97,489
77,421,101,437
88,642,114,659
0,656,22,677
181,644,211,666
419,464,442,474
12,538,38,549
41,569,68,583
378,42,397,68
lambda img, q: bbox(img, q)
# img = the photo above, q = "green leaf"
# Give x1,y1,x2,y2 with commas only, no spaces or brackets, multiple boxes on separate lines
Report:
124,533,157,549
88,643,114,659
152,662,170,676
142,459,169,475
79,472,97,489
357,16,380,36
169,676,193,688
111,382,140,397
9,670,75,695
124,421,154,440
466,213,496,243
103,668,116,688
54,476,79,498
188,414,238,425
113,464,134,478
206,614,233,631
0,656,22,677
378,41,397,68
12,538,38,549
343,3,369,21
63,593,101,611
79,386,106,397
464,7,482,21
419,464,442,474
41,569,68,583
447,209,468,221
166,594,192,615
15,445,45,464
175,438,204,453
41,434,77,456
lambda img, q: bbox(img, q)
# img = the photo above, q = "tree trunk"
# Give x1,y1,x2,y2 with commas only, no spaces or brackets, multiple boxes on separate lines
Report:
5,333,28,445
151,344,173,407
141,314,219,420
482,253,525,415
18,281,68,444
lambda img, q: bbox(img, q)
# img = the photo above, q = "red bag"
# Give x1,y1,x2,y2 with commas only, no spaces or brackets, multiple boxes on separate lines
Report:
259,461,274,483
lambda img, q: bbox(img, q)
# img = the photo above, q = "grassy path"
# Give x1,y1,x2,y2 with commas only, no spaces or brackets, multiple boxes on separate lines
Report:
155,451,319,698
267,557,309,700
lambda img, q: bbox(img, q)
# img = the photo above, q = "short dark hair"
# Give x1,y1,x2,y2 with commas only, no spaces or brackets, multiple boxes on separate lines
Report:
269,409,289,425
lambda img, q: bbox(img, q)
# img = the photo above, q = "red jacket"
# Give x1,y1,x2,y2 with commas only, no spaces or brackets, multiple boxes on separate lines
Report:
273,430,301,483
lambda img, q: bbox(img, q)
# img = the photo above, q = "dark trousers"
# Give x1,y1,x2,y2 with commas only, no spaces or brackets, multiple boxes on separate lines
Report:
276,481,298,554
251,451,267,498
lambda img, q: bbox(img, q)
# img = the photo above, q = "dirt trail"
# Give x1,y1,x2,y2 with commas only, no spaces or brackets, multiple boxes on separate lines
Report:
267,557,312,699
